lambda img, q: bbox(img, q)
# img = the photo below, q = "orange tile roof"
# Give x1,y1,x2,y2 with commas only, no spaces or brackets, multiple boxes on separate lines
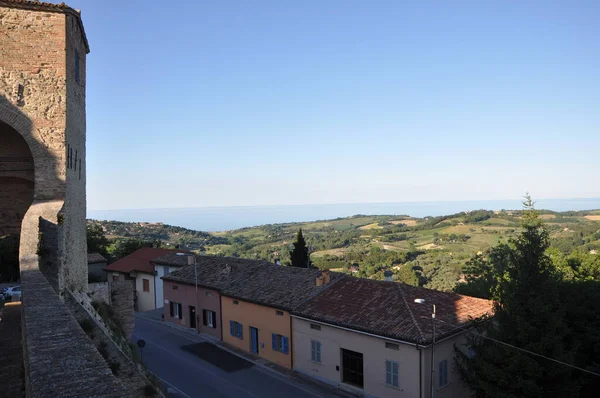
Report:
293,277,493,345
104,247,187,275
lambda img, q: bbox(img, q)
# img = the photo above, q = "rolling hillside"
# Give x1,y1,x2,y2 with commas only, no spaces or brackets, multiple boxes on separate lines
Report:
90,209,600,292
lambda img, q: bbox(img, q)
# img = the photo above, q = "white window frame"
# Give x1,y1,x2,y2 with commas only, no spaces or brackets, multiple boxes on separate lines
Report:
173,302,181,319
438,359,448,388
207,311,215,328
311,340,322,363
385,360,399,388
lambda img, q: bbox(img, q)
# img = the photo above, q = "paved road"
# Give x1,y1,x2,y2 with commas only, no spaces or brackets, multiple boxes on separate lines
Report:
132,316,337,398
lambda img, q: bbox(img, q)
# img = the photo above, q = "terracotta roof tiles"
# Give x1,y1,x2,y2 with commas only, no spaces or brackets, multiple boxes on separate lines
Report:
87,253,107,264
293,277,493,345
104,247,186,275
163,255,343,311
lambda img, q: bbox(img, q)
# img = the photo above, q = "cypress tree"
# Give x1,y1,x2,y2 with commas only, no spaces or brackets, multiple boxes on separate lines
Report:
289,229,311,268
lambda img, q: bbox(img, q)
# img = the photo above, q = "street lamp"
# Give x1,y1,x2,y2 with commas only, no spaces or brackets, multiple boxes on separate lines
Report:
187,254,199,334
415,298,436,398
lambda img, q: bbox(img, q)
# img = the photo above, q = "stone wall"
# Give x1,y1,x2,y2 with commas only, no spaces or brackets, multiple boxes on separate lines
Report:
88,282,110,304
20,265,129,397
111,281,135,340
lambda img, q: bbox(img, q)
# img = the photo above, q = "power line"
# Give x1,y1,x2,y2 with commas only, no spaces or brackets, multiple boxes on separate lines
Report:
438,318,600,377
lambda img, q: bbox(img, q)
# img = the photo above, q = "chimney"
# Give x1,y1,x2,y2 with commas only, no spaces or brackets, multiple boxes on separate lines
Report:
322,270,331,284
384,270,393,282
315,275,324,286
186,254,195,266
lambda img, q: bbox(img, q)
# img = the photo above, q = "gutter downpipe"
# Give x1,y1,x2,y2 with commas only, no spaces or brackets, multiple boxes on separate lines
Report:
417,344,423,398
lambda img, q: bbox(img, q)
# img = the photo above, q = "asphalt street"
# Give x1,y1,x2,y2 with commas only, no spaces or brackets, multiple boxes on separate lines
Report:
132,315,341,398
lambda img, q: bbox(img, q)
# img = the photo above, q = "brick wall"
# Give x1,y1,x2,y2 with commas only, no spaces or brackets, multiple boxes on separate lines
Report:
0,4,89,292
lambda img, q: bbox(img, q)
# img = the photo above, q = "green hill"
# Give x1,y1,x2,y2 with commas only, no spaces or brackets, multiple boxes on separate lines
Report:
90,209,600,292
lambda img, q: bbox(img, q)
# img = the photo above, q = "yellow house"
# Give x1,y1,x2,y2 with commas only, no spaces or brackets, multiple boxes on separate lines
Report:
219,263,341,369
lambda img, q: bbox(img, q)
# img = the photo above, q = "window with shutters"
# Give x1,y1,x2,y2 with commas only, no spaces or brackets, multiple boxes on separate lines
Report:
438,359,448,387
311,340,321,363
170,302,182,319
203,310,217,328
143,278,150,292
385,360,399,388
229,321,243,339
271,333,289,354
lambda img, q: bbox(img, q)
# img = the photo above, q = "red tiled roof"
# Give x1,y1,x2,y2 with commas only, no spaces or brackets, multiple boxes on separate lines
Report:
293,277,493,345
104,248,186,275
0,1,90,52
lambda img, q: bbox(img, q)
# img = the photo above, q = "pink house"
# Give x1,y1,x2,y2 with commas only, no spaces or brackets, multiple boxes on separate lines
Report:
161,255,275,340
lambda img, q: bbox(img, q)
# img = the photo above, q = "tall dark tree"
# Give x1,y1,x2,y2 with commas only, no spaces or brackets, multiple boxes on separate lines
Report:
455,195,579,397
289,229,311,268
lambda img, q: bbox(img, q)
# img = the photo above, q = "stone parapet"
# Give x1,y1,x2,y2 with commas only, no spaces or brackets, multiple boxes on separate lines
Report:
20,264,129,397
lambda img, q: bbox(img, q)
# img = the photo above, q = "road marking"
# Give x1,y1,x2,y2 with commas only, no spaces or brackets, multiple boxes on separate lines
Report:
132,333,261,398
135,316,328,398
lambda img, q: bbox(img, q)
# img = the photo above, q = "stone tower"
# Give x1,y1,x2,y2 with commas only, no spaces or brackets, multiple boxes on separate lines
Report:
0,1,90,292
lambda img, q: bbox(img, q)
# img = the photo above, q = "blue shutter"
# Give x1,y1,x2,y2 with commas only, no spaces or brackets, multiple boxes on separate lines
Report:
386,361,392,385
439,360,447,386
230,321,235,336
272,333,277,351
237,323,243,339
282,336,289,354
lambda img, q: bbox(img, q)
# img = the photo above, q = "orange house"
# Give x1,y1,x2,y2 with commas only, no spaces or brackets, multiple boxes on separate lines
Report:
219,263,342,369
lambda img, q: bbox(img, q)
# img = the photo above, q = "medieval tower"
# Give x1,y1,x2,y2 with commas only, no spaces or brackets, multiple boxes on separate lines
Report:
0,0,89,291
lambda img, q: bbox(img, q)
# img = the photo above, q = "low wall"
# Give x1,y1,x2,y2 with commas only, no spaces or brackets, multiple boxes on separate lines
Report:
20,265,129,397
111,281,134,340
88,282,110,304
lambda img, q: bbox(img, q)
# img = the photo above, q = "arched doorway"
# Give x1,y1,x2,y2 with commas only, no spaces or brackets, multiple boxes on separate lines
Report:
0,120,34,282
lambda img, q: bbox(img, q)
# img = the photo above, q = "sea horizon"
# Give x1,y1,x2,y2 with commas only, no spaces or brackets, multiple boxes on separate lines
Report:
87,197,600,232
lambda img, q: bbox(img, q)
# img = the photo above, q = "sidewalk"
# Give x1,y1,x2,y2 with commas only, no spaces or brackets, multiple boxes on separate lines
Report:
135,311,359,398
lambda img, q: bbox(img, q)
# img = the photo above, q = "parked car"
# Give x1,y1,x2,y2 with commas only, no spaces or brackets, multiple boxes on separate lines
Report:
4,286,21,301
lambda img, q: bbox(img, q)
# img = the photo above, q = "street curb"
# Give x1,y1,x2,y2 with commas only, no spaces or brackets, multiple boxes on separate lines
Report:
135,314,355,397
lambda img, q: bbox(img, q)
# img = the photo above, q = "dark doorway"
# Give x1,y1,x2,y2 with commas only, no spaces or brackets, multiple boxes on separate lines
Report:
250,327,259,354
189,306,196,329
341,348,364,388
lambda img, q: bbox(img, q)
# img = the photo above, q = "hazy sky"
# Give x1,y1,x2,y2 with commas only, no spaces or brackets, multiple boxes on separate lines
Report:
71,0,600,210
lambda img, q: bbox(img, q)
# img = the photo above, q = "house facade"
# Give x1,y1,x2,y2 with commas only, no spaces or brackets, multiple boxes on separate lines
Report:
292,277,492,398
103,247,184,312
87,253,108,282
162,255,343,369
221,296,293,368
163,279,222,340
151,252,194,310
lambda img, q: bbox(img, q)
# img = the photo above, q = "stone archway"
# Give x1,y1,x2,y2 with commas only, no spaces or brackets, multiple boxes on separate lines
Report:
0,120,35,234
0,120,34,282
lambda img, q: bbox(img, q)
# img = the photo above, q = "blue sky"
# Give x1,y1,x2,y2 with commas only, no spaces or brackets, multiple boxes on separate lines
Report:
71,0,600,210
